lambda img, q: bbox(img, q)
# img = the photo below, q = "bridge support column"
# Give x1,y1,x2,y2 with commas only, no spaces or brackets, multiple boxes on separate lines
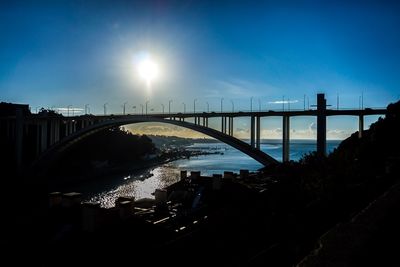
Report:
358,115,364,138
49,120,56,146
40,121,48,153
250,116,255,148
317,93,327,157
221,116,225,133
224,117,227,134
256,116,260,149
283,115,290,162
54,120,60,143
229,117,234,136
15,107,23,172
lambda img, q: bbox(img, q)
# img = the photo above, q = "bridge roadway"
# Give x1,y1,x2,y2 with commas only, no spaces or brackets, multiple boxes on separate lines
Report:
1,94,388,172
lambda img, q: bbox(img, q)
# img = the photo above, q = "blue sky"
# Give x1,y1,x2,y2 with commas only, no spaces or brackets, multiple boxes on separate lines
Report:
1,0,399,139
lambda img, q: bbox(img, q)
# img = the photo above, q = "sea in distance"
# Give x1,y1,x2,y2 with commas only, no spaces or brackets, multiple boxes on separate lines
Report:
85,139,341,207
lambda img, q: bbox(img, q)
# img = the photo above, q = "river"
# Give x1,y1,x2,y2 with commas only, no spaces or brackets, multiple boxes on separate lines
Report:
85,140,341,207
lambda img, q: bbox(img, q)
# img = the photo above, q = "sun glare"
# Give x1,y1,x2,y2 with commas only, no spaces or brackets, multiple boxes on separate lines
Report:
137,58,159,86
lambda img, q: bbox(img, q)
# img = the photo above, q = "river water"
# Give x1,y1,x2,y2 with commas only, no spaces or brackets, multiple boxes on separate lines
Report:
86,140,341,207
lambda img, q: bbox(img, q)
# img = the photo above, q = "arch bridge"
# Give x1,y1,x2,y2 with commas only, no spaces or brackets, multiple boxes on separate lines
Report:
1,94,387,172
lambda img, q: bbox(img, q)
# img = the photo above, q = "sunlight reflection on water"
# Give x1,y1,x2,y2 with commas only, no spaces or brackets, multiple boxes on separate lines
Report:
88,164,180,208
86,141,340,208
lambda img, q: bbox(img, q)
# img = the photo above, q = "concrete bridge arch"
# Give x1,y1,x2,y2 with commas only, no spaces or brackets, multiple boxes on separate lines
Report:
32,116,278,175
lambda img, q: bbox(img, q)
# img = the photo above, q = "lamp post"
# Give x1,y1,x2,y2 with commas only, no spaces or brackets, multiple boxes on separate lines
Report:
123,102,128,115
85,104,89,115
67,105,72,117
161,104,165,114
140,104,144,115
193,98,197,113
182,102,186,113
230,100,234,112
337,93,339,110
250,97,253,112
206,102,209,113
220,98,224,113
258,98,261,112
103,103,108,115
132,106,136,114
145,101,150,115
303,94,306,111
168,100,173,115
282,96,285,111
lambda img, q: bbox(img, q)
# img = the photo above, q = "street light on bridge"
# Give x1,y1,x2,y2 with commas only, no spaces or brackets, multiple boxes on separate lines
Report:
145,100,150,115
168,99,173,115
103,103,108,115
230,100,234,112
84,104,89,115
206,102,210,113
221,98,224,113
258,98,261,112
250,97,253,112
194,98,197,113
132,105,136,114
122,102,128,115
182,102,186,113
140,104,144,115
161,103,165,114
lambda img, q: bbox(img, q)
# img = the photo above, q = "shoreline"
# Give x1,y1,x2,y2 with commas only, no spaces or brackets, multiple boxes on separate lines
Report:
48,147,220,192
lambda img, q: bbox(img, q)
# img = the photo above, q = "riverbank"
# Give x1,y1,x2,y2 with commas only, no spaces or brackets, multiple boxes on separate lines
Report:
48,146,222,193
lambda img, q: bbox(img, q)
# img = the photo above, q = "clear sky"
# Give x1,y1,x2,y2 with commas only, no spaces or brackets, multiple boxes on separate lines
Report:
1,0,399,139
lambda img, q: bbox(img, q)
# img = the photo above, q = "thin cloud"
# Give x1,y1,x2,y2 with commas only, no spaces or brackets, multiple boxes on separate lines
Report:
268,100,299,104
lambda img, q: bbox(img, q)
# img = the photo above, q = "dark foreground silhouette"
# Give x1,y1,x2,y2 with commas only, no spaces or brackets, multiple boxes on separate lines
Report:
2,101,400,266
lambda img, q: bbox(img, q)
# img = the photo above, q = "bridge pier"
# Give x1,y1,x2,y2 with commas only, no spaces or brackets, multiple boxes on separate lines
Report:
15,107,23,172
228,117,233,136
317,93,327,157
250,116,255,148
358,115,364,138
283,115,290,162
40,121,48,152
224,117,227,134
49,120,56,146
256,116,260,149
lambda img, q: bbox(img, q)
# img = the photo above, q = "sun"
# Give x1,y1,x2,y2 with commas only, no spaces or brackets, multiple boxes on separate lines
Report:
137,58,159,86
